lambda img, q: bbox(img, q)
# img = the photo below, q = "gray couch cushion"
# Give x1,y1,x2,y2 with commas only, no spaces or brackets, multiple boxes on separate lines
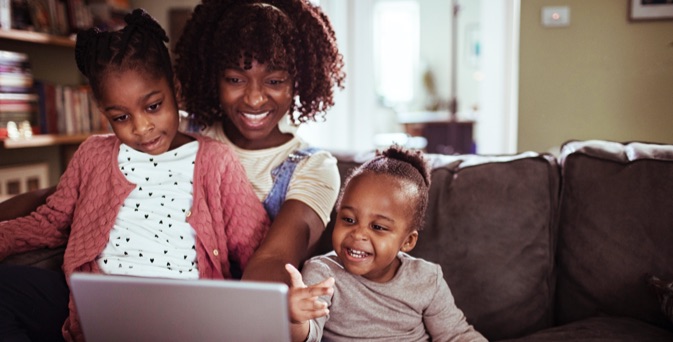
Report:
498,316,673,342
556,140,673,331
409,153,559,341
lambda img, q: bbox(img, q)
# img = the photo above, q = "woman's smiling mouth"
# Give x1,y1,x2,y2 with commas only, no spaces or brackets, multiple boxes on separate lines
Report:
241,111,271,128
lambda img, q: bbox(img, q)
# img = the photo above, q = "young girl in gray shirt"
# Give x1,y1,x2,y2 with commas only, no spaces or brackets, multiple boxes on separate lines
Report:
286,145,486,342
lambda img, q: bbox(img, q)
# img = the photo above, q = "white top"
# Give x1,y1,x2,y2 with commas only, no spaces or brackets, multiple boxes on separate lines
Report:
97,141,200,279
199,123,340,225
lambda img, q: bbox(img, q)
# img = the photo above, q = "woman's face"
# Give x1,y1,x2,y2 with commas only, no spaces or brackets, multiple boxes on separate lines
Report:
218,59,294,150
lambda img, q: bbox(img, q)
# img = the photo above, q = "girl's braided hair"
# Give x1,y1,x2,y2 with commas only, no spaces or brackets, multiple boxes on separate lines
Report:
338,145,432,231
174,0,346,128
75,8,174,101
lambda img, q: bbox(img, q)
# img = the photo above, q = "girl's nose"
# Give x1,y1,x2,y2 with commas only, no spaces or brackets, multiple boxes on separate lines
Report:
350,225,369,241
132,114,154,135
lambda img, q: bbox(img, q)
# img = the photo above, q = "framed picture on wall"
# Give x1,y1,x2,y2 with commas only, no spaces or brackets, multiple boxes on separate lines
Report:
0,163,49,202
630,0,673,21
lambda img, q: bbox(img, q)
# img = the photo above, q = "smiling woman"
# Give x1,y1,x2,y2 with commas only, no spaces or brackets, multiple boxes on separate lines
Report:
173,0,346,285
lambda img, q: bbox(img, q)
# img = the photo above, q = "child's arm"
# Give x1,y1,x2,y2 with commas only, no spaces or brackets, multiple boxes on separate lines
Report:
424,268,488,342
285,264,333,342
0,138,92,260
0,186,55,221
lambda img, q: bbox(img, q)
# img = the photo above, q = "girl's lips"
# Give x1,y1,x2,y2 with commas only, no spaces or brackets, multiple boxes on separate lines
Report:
342,247,372,262
139,136,162,153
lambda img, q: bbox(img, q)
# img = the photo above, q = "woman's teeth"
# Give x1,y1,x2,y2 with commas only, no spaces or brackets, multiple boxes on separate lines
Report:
242,112,270,124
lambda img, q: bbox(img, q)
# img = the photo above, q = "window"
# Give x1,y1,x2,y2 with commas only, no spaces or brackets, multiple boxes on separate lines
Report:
373,0,420,108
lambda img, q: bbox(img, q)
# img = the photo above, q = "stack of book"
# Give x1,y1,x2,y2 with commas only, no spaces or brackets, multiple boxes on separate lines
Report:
0,0,129,35
0,49,38,138
0,49,108,138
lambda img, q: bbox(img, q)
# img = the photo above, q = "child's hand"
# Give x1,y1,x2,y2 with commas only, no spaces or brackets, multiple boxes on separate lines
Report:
285,263,334,324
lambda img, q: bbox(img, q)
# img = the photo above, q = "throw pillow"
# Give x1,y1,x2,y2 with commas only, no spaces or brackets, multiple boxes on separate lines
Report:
647,274,673,324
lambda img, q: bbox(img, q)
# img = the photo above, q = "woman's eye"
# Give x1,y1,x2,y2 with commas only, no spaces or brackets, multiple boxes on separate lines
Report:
225,77,242,84
268,79,286,85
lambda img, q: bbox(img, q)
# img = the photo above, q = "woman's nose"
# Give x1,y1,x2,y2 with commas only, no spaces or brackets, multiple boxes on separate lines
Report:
244,83,267,108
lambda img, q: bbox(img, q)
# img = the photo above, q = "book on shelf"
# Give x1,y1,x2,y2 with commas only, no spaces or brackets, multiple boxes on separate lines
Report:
23,0,75,35
33,80,108,135
0,49,33,91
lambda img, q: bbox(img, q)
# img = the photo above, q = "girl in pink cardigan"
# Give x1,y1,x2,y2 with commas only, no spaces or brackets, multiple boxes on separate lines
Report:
0,9,269,342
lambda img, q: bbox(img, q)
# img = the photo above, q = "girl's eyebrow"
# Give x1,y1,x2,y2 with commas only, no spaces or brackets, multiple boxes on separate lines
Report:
340,205,396,224
103,90,162,112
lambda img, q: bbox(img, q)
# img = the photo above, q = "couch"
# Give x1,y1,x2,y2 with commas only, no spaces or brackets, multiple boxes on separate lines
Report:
2,139,673,341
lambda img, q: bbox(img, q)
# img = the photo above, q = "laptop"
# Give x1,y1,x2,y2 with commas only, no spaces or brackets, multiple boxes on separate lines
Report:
70,272,291,342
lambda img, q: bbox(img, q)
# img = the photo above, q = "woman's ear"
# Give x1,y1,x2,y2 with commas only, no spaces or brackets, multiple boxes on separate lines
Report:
401,230,419,252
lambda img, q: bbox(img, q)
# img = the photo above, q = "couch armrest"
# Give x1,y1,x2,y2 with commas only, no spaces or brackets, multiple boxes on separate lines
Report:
0,186,56,221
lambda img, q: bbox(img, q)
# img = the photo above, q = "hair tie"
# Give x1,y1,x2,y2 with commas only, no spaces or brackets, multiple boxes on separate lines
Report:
116,8,169,63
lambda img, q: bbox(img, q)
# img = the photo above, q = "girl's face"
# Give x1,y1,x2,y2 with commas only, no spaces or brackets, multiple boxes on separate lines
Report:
98,70,189,155
218,59,294,150
332,173,419,283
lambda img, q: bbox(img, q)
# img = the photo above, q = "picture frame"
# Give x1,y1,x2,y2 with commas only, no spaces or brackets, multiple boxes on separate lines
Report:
629,0,673,21
0,163,49,202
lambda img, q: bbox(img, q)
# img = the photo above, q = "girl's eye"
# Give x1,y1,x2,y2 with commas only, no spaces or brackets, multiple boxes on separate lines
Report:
147,101,162,112
340,216,355,224
225,77,242,84
112,114,129,122
371,224,387,231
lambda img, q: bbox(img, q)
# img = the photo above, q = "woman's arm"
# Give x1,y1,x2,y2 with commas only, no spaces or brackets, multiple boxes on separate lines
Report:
0,186,56,222
241,199,325,285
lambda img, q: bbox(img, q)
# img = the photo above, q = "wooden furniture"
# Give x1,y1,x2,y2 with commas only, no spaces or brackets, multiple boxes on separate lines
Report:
398,111,475,155
0,29,87,187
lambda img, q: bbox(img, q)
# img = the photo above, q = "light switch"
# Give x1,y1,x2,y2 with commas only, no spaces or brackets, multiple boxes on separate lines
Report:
541,6,570,27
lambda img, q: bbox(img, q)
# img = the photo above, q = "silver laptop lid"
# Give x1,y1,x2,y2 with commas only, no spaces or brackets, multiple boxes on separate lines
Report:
70,272,290,342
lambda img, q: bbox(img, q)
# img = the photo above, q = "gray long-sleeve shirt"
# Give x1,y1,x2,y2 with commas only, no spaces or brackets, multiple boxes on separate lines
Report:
302,251,487,342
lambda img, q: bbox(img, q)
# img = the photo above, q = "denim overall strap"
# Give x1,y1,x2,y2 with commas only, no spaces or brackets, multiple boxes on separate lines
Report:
263,147,320,221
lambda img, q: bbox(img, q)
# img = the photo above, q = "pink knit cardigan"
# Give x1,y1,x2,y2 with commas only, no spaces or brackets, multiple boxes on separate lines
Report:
0,134,270,341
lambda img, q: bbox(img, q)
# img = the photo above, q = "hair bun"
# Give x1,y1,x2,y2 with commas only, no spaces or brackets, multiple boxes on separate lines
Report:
124,8,169,43
75,27,102,76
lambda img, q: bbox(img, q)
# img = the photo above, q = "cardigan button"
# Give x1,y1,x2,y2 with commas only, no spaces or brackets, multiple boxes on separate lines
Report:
213,249,219,256
185,210,192,218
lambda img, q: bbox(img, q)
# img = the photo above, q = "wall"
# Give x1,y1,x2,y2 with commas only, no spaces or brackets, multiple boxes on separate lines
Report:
518,0,673,153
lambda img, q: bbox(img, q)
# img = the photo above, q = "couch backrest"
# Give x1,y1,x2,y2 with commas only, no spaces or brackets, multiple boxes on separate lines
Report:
314,150,560,341
555,140,673,331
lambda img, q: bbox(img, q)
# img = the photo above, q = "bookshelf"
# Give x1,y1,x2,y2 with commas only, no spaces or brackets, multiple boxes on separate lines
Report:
0,29,75,47
0,29,91,187
1,132,90,148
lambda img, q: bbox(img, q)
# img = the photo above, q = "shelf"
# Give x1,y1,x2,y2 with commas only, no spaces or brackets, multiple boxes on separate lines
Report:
0,29,75,48
1,134,94,149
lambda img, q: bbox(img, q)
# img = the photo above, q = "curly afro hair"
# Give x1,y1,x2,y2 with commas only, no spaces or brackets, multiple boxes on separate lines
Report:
338,145,432,231
174,0,346,129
